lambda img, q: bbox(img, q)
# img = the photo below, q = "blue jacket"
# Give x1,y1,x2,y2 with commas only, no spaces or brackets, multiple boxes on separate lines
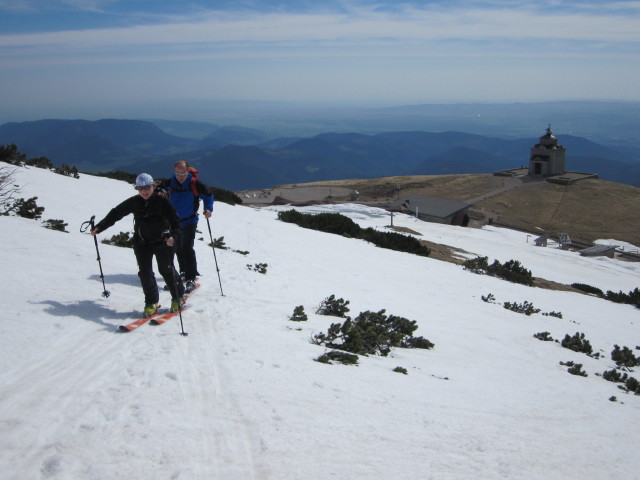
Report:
166,174,214,227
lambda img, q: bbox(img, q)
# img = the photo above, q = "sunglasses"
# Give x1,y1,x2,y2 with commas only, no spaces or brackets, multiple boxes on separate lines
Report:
135,185,153,191
175,171,188,177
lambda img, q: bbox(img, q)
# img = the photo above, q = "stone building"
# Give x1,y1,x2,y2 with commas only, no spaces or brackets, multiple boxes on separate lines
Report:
388,194,470,226
528,126,566,177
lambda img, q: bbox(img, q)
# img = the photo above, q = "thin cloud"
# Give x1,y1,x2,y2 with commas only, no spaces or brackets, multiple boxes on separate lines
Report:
1,5,638,49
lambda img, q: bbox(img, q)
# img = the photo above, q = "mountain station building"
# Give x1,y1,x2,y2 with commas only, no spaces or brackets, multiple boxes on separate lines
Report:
389,194,470,226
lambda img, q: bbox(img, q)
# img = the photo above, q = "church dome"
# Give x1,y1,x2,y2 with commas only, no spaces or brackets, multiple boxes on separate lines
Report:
539,125,558,147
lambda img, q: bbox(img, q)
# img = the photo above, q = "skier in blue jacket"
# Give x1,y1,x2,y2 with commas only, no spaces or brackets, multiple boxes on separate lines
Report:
160,161,214,293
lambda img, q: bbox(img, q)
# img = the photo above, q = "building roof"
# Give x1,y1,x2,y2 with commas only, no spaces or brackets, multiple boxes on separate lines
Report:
389,194,470,219
580,244,618,257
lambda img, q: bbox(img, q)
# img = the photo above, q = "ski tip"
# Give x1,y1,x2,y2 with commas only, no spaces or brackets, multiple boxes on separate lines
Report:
119,325,133,332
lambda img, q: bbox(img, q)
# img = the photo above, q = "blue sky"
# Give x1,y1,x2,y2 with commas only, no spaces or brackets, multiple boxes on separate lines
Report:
1,0,639,121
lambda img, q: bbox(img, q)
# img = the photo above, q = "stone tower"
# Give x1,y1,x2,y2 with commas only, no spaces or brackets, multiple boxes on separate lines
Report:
528,126,566,177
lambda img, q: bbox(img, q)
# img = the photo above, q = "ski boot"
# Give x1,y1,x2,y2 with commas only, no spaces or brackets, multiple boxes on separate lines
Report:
144,303,159,317
170,297,185,313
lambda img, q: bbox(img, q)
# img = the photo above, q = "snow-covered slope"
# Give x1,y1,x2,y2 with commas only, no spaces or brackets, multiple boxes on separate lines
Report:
1,165,639,479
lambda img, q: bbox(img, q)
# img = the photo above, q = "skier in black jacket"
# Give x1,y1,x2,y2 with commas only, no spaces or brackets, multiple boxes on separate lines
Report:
91,173,185,316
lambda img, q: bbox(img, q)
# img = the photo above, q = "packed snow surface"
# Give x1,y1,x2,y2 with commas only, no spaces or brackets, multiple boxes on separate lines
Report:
1,165,639,479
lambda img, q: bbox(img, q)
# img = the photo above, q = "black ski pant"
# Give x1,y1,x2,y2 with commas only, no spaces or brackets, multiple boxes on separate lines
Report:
133,240,185,305
176,222,199,281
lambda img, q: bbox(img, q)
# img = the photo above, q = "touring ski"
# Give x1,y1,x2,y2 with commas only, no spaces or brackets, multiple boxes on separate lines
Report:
149,304,191,325
119,305,163,332
150,283,200,326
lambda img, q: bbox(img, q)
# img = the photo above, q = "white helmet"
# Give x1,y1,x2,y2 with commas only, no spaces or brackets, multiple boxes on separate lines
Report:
135,173,154,187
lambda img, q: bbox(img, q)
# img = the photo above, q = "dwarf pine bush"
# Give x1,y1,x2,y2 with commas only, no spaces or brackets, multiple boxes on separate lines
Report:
312,309,434,357
611,345,640,368
561,332,593,355
463,256,533,286
481,293,496,303
290,305,308,322
3,196,45,219
605,288,640,309
102,231,133,248
277,209,430,257
315,351,359,365
42,219,68,232
463,256,489,274
533,331,555,342
210,236,227,249
316,294,350,317
54,164,79,178
602,369,628,383
247,263,268,274
503,301,540,316
571,283,604,296
560,361,588,377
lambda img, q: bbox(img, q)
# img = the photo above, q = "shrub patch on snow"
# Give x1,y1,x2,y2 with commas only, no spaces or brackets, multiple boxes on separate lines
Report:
277,209,430,257
312,309,434,357
316,294,350,317
463,256,533,286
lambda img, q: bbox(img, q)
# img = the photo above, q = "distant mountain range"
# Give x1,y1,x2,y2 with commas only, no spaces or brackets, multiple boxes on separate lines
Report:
1,118,639,191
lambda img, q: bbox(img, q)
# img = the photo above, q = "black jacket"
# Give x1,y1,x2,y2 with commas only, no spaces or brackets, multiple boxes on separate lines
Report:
94,193,181,244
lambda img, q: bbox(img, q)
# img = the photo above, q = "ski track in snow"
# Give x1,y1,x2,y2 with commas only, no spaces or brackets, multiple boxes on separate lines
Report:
0,289,267,480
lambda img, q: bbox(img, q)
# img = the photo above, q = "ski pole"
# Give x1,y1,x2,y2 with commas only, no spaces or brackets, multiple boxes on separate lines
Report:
163,231,188,337
169,262,188,337
80,215,111,298
205,216,224,296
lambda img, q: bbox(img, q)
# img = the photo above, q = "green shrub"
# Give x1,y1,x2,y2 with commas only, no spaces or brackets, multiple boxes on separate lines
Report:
560,361,587,377
481,293,496,303
247,263,267,274
542,311,563,318
488,259,534,286
313,309,434,357
210,236,227,249
25,156,54,169
277,209,429,257
102,231,133,248
42,219,68,232
94,170,137,183
316,294,350,317
626,376,640,394
359,227,431,256
290,305,308,322
464,256,533,286
605,288,640,309
3,196,45,219
503,301,540,316
393,366,408,375
611,345,640,368
315,351,359,365
209,186,243,205
534,331,555,342
571,283,604,296
54,164,79,178
463,256,489,274
278,210,361,236
602,369,627,383
561,332,593,355
403,336,435,349
0,144,26,165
